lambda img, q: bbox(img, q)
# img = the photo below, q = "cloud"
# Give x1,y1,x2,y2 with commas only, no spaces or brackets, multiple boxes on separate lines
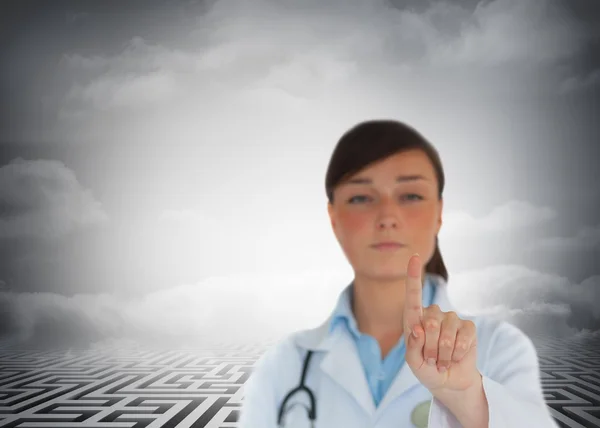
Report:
62,36,198,72
52,0,585,136
2,262,598,351
448,264,600,338
0,158,108,240
4,0,593,147
0,269,351,350
560,68,600,94
427,0,585,67
66,70,179,110
195,0,582,68
527,223,600,253
440,200,557,238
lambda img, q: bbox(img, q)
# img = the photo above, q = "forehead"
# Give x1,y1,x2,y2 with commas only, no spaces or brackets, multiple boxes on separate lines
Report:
348,149,436,181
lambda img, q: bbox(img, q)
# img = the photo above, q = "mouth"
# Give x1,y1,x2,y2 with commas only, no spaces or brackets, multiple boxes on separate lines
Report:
371,242,406,251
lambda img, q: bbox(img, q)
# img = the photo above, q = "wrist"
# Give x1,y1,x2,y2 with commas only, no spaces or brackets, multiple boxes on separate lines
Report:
431,372,488,428
431,370,482,397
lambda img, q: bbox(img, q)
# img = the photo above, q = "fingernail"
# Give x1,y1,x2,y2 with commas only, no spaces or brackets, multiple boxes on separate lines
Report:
412,328,418,338
438,366,447,373
427,358,436,366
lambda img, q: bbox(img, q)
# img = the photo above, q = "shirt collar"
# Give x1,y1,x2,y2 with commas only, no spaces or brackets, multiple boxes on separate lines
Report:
328,275,437,337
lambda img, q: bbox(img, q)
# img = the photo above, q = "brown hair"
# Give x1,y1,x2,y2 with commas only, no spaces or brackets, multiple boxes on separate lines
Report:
325,119,448,281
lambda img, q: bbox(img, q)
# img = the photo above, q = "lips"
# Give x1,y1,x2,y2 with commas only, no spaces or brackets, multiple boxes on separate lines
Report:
371,242,405,250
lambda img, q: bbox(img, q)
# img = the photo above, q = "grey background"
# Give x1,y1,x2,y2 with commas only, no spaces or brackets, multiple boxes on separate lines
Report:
0,0,599,350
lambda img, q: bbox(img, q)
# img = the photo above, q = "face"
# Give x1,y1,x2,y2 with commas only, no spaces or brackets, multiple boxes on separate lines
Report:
327,149,443,282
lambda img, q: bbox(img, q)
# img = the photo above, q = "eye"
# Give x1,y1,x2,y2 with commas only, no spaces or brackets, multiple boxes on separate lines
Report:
402,193,423,201
348,195,371,204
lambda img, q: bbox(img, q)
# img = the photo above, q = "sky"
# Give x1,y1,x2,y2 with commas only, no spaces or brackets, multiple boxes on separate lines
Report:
0,0,599,350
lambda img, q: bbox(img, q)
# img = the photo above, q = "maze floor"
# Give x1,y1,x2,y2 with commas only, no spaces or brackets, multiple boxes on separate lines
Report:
0,336,599,428
533,334,600,428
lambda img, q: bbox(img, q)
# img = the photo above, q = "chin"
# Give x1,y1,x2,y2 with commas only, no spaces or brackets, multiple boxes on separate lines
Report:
363,267,408,281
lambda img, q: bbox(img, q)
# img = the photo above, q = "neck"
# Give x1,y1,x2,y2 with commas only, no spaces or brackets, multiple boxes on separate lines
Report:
351,271,426,338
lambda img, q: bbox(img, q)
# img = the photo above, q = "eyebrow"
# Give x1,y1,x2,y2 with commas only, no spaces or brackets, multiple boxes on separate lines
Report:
343,174,429,185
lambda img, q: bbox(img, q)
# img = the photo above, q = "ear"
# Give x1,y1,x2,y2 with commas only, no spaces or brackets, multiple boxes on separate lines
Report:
327,202,336,231
436,197,443,236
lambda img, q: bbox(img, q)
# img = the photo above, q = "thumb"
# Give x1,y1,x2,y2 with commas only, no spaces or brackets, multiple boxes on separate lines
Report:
405,323,425,367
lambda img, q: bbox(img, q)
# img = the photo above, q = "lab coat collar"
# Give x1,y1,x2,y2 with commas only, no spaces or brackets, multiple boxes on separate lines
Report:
327,276,436,338
292,273,455,417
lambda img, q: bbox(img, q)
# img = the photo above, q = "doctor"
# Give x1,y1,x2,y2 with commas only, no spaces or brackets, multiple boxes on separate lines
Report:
238,119,559,427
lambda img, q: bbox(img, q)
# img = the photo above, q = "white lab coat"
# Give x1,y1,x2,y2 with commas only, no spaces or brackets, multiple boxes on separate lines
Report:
238,274,559,427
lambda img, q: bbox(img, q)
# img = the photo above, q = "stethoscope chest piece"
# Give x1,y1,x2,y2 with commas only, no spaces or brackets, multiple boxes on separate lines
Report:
410,400,431,428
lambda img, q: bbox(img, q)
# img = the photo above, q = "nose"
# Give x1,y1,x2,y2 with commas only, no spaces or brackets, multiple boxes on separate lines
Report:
378,216,397,229
376,197,401,230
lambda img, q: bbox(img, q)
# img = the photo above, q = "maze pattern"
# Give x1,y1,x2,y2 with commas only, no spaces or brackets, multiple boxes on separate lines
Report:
0,336,598,428
0,342,273,428
532,334,600,428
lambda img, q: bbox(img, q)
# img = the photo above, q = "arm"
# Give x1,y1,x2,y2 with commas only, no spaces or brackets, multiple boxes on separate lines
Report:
427,321,559,428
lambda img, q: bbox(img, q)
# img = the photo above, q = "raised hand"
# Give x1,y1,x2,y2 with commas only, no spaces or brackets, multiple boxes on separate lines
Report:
403,254,480,392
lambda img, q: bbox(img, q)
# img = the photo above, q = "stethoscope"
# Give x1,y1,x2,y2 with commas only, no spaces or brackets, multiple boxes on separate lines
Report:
275,347,430,428
277,349,316,427
276,282,436,427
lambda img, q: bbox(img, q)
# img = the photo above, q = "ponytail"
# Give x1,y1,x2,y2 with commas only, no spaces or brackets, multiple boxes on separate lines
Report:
425,236,448,282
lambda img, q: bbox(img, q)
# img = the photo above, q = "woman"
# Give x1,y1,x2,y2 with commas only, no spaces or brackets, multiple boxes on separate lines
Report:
238,120,558,427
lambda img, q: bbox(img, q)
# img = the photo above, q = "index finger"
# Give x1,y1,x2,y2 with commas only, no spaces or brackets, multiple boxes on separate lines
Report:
404,253,423,334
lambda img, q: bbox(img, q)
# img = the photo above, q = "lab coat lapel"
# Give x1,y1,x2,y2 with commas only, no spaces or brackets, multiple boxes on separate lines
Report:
377,274,456,414
293,312,377,416
320,327,377,416
293,274,456,418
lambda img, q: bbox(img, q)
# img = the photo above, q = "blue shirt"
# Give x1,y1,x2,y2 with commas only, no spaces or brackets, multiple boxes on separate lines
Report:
328,276,436,407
